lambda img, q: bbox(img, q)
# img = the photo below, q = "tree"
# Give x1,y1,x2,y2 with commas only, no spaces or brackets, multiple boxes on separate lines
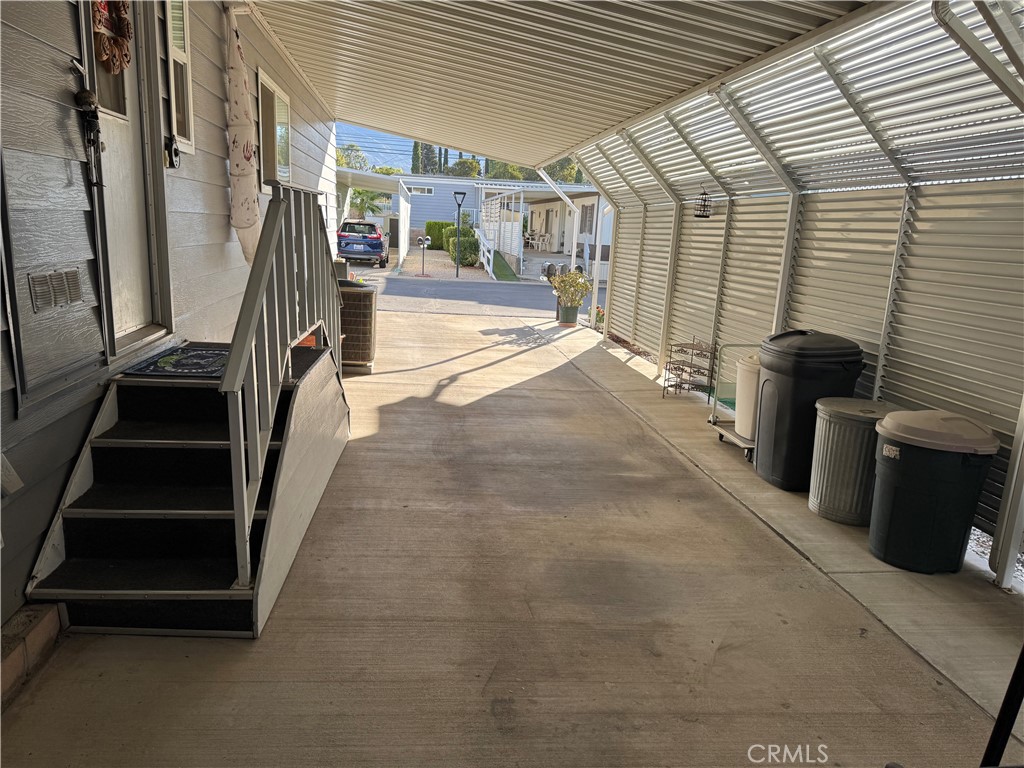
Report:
543,157,577,183
449,158,481,178
442,148,449,172
372,165,403,176
411,141,421,174
574,166,584,184
486,161,522,181
349,189,388,218
421,144,438,174
336,143,369,170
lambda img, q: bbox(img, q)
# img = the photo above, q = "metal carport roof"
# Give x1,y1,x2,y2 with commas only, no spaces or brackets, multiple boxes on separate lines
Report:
250,0,881,168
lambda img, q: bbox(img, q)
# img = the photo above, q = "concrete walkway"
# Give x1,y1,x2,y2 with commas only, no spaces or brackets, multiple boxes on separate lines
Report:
2,310,1020,767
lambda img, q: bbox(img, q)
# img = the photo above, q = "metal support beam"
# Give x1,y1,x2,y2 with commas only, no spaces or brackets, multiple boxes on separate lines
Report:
933,1,1024,112
771,194,803,333
603,207,622,341
708,199,734,352
538,168,580,264
589,201,611,328
991,393,1024,588
574,153,625,211
665,114,734,196
595,144,645,204
715,87,800,194
621,130,685,371
813,48,912,184
975,1,1024,83
873,186,915,401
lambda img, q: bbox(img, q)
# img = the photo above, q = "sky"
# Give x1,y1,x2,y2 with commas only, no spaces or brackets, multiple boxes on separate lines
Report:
335,122,414,172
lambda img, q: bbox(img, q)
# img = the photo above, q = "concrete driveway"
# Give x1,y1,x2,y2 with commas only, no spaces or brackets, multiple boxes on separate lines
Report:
1,301,1015,767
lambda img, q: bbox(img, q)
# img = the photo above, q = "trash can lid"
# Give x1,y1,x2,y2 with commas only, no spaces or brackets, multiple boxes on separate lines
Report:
875,410,1000,454
761,329,862,360
816,398,901,423
736,352,760,370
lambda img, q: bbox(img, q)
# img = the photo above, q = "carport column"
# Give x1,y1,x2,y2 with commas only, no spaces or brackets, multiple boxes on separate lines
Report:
715,87,802,335
538,169,580,267
518,190,525,273
574,154,624,339
708,199,733,352
991,393,1024,588
620,130,685,372
589,201,611,327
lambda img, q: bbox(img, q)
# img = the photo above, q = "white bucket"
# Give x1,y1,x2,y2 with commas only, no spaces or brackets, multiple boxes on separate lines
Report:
735,353,761,440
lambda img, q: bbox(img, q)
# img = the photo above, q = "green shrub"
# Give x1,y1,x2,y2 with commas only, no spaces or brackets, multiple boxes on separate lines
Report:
424,220,453,248
442,225,475,258
446,235,480,266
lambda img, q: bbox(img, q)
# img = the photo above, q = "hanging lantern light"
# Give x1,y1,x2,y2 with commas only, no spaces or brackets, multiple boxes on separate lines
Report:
694,184,713,219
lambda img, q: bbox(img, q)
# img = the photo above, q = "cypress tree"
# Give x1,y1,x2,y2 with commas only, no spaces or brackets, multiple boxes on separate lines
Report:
411,141,421,174
443,148,449,172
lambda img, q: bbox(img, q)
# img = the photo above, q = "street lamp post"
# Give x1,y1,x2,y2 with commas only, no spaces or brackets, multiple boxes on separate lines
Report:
453,191,466,279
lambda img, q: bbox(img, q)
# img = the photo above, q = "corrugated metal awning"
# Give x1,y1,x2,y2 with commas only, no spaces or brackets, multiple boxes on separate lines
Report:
251,0,871,168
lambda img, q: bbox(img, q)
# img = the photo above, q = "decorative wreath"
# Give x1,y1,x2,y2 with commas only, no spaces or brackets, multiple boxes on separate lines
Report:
92,0,133,75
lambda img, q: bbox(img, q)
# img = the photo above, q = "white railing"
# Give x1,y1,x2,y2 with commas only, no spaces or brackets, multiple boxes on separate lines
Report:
475,228,496,279
220,181,341,587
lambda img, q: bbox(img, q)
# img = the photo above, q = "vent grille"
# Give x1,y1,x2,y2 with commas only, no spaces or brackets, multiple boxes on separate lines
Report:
28,269,83,313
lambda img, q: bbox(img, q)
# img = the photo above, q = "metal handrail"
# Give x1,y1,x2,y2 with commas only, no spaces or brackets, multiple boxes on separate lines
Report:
220,181,341,587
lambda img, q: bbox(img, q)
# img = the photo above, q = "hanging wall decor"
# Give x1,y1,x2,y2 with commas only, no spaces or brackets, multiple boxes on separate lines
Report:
226,10,261,265
92,1,133,75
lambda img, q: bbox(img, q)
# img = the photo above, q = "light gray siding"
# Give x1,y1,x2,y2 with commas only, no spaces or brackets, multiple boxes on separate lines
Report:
394,181,479,229
165,1,336,342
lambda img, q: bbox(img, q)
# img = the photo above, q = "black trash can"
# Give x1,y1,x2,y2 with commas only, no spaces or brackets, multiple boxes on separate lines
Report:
754,330,864,491
869,410,999,574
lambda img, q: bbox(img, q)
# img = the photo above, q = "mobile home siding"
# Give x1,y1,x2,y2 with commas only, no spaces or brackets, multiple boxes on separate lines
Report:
0,0,336,622
165,1,336,342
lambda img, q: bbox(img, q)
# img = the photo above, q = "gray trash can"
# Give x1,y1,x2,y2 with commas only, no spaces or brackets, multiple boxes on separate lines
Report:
809,398,900,525
869,410,1000,574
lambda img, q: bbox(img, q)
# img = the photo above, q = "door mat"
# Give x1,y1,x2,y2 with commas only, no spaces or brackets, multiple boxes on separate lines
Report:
123,345,229,378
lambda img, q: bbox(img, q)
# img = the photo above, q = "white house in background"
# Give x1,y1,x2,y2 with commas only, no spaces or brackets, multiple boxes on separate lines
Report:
528,191,614,260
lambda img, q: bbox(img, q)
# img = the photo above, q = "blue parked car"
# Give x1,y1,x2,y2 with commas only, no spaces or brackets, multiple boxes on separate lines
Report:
337,220,389,268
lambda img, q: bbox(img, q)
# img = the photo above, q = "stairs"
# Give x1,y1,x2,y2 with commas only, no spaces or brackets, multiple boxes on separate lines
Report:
26,345,346,638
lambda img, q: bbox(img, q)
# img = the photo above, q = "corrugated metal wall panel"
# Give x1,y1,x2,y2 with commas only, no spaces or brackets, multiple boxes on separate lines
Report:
670,96,786,196
826,2,1024,184
714,195,791,381
730,52,903,190
633,204,675,353
630,114,726,199
599,135,669,205
786,187,906,395
577,146,635,208
608,208,644,341
669,203,726,346
879,180,1024,532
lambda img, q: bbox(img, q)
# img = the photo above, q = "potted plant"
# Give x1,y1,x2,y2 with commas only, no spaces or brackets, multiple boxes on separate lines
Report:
548,270,591,327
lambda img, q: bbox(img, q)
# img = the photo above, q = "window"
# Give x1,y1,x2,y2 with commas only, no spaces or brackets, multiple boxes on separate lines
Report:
408,186,434,195
580,203,596,235
258,71,290,188
166,0,194,152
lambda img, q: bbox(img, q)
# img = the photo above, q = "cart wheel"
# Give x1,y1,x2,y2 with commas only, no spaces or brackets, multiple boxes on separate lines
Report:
745,448,753,462
718,433,724,442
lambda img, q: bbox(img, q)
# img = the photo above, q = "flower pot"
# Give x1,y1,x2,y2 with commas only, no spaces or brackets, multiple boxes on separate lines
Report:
558,305,580,327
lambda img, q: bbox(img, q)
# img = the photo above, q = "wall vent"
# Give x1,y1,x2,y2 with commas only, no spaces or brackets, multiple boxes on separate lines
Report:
28,269,84,313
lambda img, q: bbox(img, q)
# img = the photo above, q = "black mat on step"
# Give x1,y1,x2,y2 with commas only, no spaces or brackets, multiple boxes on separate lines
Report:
123,345,229,378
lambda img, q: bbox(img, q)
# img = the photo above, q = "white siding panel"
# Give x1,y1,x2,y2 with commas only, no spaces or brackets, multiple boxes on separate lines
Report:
608,208,644,341
879,180,1024,531
633,204,675,353
786,187,906,394
714,196,790,382
669,203,727,346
